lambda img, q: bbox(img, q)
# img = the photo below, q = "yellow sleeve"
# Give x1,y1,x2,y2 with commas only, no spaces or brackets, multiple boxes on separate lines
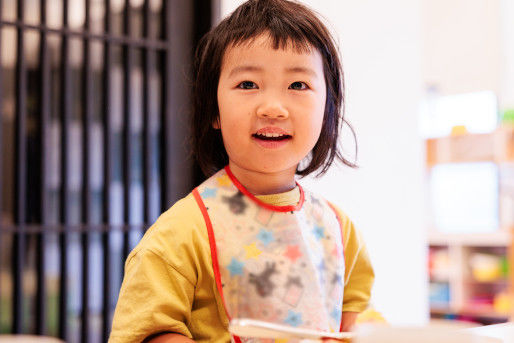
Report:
109,195,205,343
109,249,195,342
332,205,375,313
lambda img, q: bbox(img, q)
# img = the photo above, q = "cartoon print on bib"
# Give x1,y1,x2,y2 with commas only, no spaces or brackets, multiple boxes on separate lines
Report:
195,167,345,342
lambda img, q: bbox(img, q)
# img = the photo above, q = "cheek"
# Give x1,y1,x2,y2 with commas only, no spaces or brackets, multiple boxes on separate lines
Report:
315,93,327,129
310,116,324,144
219,115,249,153
302,98,325,144
219,94,253,132
218,90,245,119
307,95,326,129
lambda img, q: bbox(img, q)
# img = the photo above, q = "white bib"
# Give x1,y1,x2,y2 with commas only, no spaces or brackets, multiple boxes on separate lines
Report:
193,167,345,342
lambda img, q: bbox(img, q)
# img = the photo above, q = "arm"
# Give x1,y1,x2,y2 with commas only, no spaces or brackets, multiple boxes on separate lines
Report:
340,312,359,332
341,216,374,314
147,333,196,342
109,249,196,342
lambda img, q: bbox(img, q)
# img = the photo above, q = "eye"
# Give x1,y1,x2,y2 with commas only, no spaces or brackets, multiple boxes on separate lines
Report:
289,81,308,90
237,81,258,89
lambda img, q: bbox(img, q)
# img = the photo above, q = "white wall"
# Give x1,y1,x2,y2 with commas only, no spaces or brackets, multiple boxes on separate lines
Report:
422,0,502,96
220,0,428,325
422,0,514,110
500,0,514,108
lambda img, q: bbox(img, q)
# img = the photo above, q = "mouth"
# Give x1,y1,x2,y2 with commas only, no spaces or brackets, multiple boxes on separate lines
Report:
251,132,292,141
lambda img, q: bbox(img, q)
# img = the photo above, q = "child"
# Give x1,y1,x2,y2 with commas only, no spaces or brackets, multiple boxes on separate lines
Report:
109,0,374,342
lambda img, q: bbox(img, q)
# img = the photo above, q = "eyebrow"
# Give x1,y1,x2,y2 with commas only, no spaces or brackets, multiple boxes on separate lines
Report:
228,65,263,78
285,67,318,77
228,65,318,78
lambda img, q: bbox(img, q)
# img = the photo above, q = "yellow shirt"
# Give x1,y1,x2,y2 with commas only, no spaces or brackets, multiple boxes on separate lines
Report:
109,188,374,343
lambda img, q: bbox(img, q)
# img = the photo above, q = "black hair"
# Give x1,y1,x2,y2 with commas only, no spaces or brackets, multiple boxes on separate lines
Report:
192,0,357,177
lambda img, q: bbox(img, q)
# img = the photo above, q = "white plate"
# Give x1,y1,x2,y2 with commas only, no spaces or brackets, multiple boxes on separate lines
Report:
229,318,354,341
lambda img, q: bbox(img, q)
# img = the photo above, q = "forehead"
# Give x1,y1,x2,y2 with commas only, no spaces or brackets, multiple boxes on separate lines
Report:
221,33,323,72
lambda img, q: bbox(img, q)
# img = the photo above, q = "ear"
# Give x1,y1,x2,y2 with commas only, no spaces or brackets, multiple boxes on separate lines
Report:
212,117,220,129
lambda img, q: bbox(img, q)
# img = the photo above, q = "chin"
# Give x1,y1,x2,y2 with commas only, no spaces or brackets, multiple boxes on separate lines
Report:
250,161,299,175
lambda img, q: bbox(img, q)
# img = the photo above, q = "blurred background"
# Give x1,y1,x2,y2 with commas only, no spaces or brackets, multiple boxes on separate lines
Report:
0,0,513,342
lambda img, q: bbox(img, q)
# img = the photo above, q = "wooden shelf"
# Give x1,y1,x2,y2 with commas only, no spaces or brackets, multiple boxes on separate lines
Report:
430,305,453,313
430,276,451,283
463,279,509,286
428,231,511,247
426,127,514,323
459,305,510,319
430,306,510,320
428,231,513,323
426,127,514,167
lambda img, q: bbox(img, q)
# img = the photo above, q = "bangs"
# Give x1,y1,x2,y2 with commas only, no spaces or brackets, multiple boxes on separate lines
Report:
229,26,315,55
221,0,326,55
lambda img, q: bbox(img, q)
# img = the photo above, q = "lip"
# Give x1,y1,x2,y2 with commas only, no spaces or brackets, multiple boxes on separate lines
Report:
254,127,291,136
252,136,291,149
252,126,292,149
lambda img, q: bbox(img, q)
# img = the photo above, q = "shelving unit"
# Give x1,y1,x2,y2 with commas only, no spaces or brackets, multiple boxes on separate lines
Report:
426,127,514,167
426,127,514,325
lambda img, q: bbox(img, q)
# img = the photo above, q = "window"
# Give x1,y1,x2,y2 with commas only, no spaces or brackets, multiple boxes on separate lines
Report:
0,1,211,341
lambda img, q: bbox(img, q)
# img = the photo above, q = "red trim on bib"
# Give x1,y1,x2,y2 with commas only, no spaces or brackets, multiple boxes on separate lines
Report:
224,165,305,212
193,188,242,343
327,201,346,333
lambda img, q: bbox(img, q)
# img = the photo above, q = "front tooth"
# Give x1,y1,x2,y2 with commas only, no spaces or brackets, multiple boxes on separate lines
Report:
259,132,285,137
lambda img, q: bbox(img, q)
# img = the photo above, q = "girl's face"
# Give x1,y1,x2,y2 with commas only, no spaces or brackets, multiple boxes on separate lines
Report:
216,34,326,184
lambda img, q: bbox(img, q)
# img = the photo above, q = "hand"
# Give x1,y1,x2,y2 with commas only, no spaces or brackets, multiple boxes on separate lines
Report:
340,312,358,332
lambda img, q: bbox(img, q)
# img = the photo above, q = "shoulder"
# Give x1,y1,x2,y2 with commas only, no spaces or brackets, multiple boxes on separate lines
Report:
322,201,369,256
324,201,353,227
302,187,353,226
126,192,209,272
303,188,358,241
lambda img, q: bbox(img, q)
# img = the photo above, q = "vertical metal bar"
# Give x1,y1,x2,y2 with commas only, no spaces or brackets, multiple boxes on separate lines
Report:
160,0,172,211
59,0,71,340
122,0,132,263
142,0,151,227
13,0,27,334
81,0,92,341
102,0,113,340
0,0,3,327
161,0,194,207
36,0,50,335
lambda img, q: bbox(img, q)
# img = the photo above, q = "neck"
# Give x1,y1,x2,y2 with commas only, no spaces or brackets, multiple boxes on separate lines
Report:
228,162,297,195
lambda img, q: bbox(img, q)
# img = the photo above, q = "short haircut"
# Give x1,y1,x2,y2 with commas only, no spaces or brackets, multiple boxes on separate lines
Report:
192,0,357,177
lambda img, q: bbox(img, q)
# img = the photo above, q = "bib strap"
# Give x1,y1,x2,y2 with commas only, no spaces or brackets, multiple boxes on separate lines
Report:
193,188,242,343
327,201,346,332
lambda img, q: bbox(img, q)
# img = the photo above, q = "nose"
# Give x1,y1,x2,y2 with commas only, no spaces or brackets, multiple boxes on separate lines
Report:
256,100,289,120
